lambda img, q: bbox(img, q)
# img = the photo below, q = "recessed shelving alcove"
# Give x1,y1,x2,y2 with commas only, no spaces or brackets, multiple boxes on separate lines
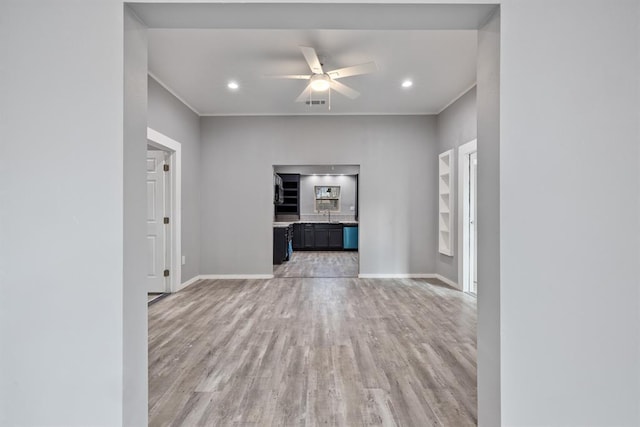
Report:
438,149,454,256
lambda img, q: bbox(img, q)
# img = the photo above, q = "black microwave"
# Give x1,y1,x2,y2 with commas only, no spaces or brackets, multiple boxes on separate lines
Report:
274,174,284,204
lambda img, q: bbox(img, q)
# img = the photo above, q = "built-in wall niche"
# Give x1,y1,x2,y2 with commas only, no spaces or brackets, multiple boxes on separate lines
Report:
438,149,454,256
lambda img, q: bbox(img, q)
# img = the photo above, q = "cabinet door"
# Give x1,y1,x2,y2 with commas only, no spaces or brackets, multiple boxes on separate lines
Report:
328,227,343,249
303,226,315,248
314,229,329,248
292,224,302,249
273,228,287,264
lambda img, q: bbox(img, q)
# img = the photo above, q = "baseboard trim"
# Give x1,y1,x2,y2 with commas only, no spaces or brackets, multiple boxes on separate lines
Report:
176,275,202,292
358,273,436,279
179,273,458,290
434,274,461,290
356,273,461,290
199,274,274,280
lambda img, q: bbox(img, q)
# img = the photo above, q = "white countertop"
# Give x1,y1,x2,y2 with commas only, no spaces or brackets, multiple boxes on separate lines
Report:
273,221,358,227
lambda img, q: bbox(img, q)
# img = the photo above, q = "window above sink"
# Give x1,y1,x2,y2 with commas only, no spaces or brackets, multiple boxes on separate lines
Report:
315,186,340,212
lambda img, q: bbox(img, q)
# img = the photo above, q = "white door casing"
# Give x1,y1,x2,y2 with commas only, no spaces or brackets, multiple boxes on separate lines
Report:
470,151,478,294
457,139,477,293
146,150,167,293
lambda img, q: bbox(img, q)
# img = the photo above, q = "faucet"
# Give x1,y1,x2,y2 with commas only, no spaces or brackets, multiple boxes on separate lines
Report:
325,208,331,223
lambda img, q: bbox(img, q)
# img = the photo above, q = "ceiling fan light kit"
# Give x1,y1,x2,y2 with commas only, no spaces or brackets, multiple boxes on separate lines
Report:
310,74,330,91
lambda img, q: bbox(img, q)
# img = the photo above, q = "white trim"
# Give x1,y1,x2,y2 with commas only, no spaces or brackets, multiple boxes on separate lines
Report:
199,111,443,117
436,83,477,115
177,275,202,292
356,273,460,290
199,274,275,280
458,139,477,293
358,273,436,279
147,128,182,293
148,72,201,116
435,274,461,290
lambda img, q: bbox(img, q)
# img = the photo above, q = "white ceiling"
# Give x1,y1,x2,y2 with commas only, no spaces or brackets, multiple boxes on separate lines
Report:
148,29,477,116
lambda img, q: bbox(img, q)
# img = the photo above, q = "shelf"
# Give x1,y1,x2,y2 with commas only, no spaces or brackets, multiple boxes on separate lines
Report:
438,149,455,256
275,173,300,217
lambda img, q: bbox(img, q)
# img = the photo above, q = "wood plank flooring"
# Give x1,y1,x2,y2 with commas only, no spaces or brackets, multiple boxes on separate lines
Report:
273,251,359,278
149,275,477,426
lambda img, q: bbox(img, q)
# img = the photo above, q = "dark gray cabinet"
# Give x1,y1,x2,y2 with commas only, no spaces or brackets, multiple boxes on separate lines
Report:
292,223,303,250
294,223,343,250
273,225,293,264
274,174,300,218
314,227,330,249
328,227,343,249
303,224,315,249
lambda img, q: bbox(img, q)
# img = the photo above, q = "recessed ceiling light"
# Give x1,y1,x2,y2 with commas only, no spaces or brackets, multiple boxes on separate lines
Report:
227,81,239,90
401,80,413,88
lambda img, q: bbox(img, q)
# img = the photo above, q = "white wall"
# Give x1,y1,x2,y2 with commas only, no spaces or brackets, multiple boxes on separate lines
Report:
299,174,357,218
148,77,201,283
436,87,477,284
0,2,126,425
200,115,438,276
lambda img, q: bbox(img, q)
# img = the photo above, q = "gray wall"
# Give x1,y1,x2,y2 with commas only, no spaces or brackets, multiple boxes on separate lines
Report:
148,77,201,283
476,10,501,427
123,8,148,427
200,115,438,276
0,2,127,425
499,1,639,425
435,87,477,285
3,2,640,426
299,174,357,217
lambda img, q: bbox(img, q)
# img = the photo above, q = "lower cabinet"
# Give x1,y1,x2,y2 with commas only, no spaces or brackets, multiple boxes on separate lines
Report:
294,223,344,251
328,227,343,249
292,223,303,250
273,225,293,264
303,224,315,249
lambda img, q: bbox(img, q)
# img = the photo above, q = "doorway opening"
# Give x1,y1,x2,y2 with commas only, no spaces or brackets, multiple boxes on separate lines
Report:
458,139,477,294
273,164,360,278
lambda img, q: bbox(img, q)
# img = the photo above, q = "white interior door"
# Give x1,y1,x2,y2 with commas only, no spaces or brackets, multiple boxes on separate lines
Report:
147,150,167,293
469,151,478,294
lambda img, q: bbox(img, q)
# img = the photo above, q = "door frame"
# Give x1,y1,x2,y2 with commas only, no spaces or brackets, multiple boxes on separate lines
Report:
147,127,182,293
457,139,477,293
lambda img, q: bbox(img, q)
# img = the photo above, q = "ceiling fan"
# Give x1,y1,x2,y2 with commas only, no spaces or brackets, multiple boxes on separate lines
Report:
268,46,377,103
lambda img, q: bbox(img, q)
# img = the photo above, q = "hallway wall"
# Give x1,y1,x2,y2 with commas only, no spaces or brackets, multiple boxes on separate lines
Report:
148,77,202,283
436,86,477,285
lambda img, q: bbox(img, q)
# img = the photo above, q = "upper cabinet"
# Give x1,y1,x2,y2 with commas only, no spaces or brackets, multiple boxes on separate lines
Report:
274,174,300,218
438,149,454,256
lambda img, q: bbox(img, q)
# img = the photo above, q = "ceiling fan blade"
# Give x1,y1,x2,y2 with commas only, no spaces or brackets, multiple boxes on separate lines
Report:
327,62,377,79
330,80,360,99
264,74,310,80
300,46,324,74
295,83,313,103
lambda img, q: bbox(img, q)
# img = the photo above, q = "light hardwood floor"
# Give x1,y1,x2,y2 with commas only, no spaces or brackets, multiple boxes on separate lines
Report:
149,276,477,426
273,251,359,278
